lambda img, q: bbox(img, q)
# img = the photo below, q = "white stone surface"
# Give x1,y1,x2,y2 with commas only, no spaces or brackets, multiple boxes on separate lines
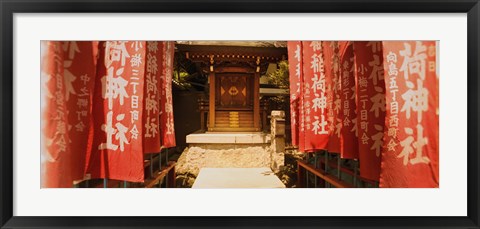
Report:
192,168,285,188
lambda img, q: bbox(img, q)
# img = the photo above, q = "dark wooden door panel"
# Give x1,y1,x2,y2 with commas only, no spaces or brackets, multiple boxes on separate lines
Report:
216,74,253,109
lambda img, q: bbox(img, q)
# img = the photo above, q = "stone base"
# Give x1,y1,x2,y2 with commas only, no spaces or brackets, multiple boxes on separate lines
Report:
175,143,272,187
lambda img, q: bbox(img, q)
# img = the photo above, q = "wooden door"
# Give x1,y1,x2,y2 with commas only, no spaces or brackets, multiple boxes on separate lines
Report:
213,73,255,131
216,74,253,110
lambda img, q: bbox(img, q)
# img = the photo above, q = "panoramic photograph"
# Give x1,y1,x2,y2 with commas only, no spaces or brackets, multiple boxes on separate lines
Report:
40,40,439,188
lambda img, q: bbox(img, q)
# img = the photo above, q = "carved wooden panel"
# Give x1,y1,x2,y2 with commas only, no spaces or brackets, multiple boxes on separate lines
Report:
216,74,253,109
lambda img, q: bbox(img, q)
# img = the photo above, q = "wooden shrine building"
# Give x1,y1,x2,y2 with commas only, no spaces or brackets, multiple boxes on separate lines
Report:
176,43,287,132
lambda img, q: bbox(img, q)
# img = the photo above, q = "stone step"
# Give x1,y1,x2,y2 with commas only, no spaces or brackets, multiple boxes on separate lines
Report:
215,119,254,123
192,168,285,188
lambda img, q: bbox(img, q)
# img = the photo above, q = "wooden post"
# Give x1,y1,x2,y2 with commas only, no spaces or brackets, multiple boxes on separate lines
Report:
297,161,305,188
253,72,260,131
149,153,153,177
353,159,358,187
200,110,205,131
208,71,215,131
168,164,176,188
314,152,318,188
305,153,309,188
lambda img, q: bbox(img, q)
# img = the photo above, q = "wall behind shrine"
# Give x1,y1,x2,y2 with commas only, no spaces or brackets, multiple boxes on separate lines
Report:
172,90,204,150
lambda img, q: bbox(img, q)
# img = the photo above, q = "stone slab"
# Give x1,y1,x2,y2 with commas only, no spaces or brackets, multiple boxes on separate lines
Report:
192,167,285,188
186,132,271,144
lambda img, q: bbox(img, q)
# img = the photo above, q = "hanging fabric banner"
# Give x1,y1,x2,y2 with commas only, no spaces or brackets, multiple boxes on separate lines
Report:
339,41,359,159
159,41,176,148
287,41,302,146
143,41,162,153
379,41,439,188
324,41,342,154
86,41,146,182
353,41,386,181
302,41,330,152
62,41,98,182
41,41,73,188
298,78,305,152
298,44,306,153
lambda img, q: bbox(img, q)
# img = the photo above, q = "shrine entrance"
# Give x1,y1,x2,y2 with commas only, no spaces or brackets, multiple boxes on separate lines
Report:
176,43,287,132
175,42,288,188
207,63,261,132
215,73,255,130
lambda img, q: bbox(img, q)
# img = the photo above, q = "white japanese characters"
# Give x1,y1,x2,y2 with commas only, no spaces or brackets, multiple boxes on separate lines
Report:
144,42,159,139
309,41,328,135
99,41,145,152
396,41,431,166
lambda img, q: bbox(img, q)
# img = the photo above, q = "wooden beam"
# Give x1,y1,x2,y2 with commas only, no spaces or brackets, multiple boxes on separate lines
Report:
253,72,260,131
208,71,215,131
297,160,353,188
318,157,377,185
215,66,255,74
176,44,287,59
144,162,176,188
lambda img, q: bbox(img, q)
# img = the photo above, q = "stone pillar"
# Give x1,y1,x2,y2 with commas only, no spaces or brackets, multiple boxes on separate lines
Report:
270,110,285,173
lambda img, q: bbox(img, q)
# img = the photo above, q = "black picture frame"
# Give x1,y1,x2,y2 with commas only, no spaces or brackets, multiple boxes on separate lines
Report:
1,0,479,228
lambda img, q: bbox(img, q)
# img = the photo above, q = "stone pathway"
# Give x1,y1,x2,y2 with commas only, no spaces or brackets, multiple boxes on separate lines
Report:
192,167,285,188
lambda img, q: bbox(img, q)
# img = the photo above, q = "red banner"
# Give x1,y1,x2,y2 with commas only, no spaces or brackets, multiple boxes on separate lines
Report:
301,41,330,152
324,42,342,154
353,41,386,181
61,41,98,182
86,41,146,182
298,46,306,152
41,41,73,188
159,41,176,148
339,41,359,159
143,41,162,153
379,41,439,188
287,41,302,146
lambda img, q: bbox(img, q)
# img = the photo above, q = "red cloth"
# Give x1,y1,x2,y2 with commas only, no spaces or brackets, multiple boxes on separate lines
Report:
353,41,386,181
339,41,359,159
287,41,302,146
159,42,176,148
41,41,98,187
379,41,439,188
298,46,306,152
41,41,73,187
143,42,162,153
324,42,342,154
301,41,330,152
86,41,146,182
61,41,98,182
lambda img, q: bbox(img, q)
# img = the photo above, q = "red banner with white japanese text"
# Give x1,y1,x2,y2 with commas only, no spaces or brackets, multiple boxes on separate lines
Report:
41,41,73,188
353,41,386,181
287,41,302,146
339,41,359,159
379,41,439,188
143,41,162,153
41,41,98,187
62,41,98,182
298,47,306,152
324,42,342,154
159,41,176,148
301,41,330,152
86,41,146,182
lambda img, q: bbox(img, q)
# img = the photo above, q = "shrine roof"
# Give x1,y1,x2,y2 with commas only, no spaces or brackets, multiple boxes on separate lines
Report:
175,41,287,48
176,43,287,63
